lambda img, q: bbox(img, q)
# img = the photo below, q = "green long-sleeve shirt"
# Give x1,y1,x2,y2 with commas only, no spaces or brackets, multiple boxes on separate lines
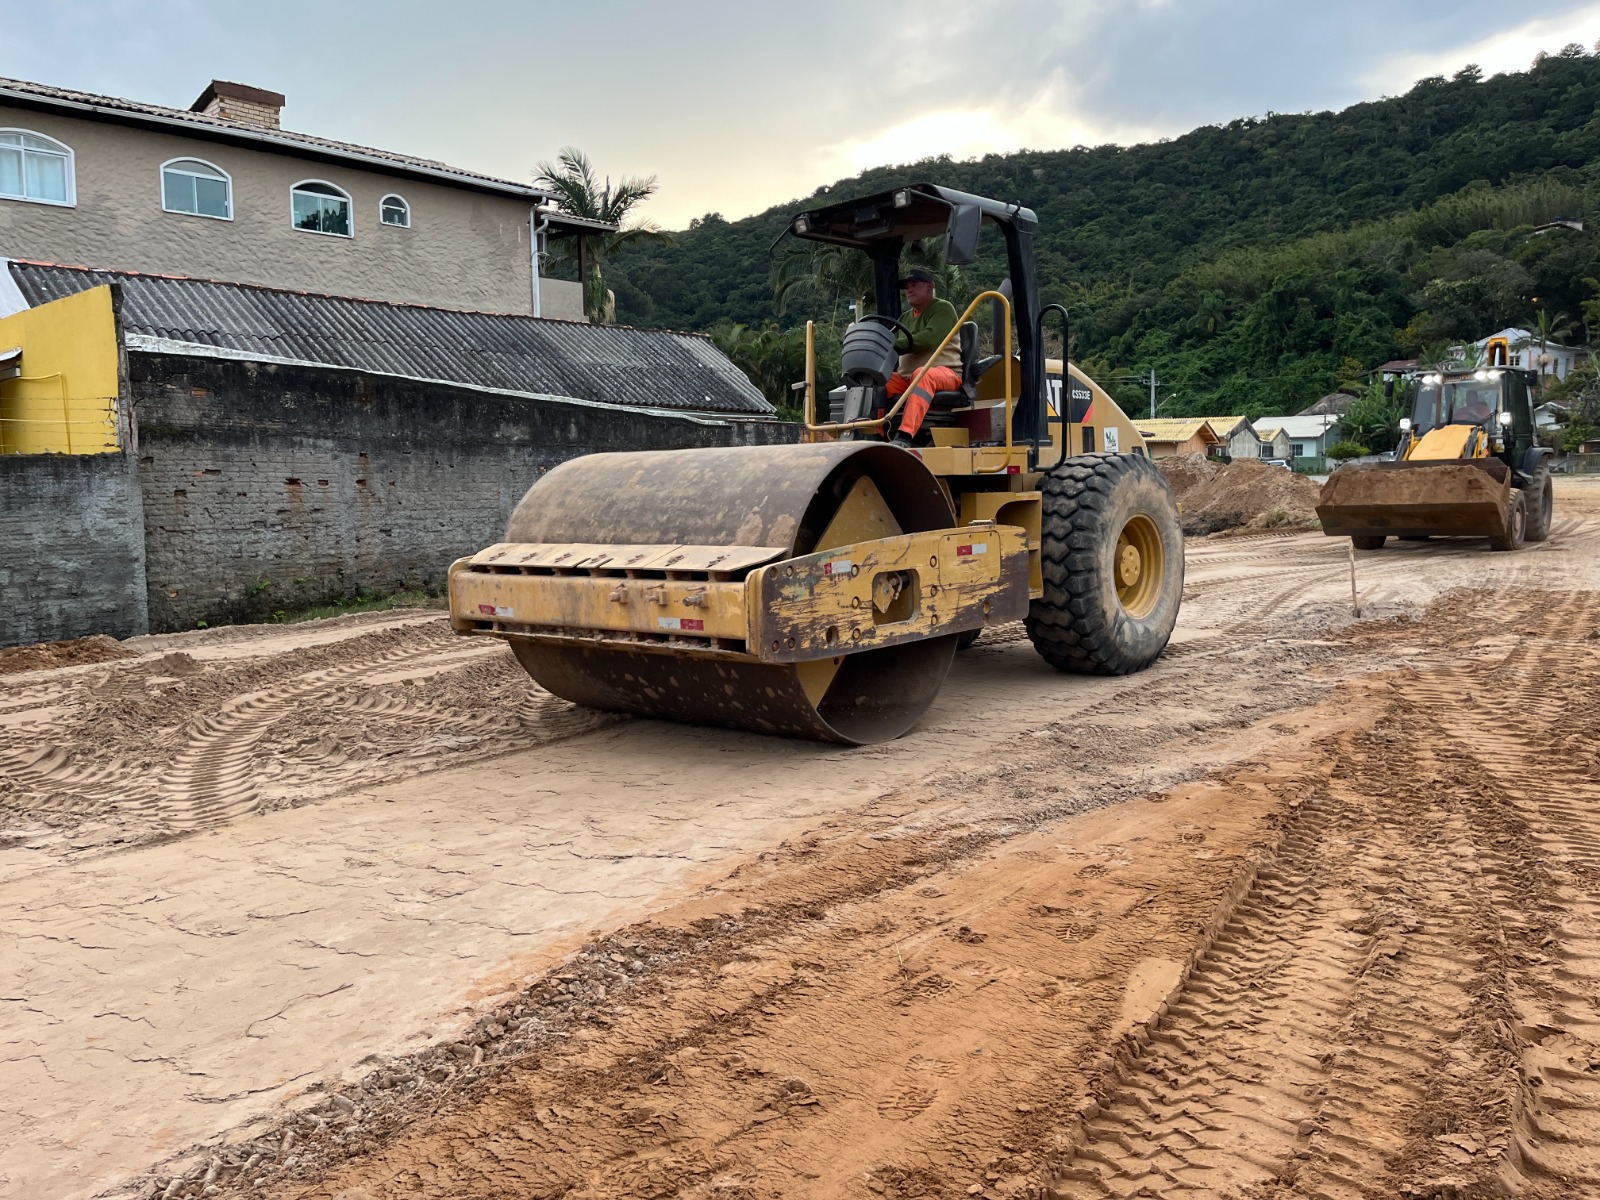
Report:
898,298,962,374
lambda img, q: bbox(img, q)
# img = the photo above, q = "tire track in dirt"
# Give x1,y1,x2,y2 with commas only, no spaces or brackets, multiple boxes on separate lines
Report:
140,639,469,829
0,623,614,847
1388,591,1600,1194
1045,591,1600,1198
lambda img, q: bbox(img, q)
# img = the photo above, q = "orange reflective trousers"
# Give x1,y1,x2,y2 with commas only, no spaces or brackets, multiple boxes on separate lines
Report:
886,366,962,439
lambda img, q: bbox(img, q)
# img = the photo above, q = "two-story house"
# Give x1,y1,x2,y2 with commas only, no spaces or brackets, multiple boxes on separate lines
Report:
0,75,601,318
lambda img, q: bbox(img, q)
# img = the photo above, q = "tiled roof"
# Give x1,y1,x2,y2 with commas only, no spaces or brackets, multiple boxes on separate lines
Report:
7,261,775,417
0,75,543,199
1134,418,1220,442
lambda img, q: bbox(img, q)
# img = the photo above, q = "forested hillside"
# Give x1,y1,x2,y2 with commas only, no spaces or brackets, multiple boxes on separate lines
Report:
609,47,1600,418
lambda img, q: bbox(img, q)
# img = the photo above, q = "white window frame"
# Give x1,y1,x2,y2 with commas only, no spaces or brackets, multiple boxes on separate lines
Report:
379,193,411,228
160,157,233,221
290,179,353,239
0,128,76,208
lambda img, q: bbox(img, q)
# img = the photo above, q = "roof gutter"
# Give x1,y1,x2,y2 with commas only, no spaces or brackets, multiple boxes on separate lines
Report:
0,86,547,201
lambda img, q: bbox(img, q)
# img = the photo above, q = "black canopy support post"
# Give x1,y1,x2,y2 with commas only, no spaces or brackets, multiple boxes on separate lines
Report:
1005,225,1046,449
871,244,905,319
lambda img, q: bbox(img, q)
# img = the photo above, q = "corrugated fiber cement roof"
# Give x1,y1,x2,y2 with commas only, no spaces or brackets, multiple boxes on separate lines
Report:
6,262,775,417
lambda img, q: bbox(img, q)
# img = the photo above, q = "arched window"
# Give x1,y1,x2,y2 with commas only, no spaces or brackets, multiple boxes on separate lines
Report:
0,130,74,206
290,180,352,237
161,158,232,220
379,194,410,228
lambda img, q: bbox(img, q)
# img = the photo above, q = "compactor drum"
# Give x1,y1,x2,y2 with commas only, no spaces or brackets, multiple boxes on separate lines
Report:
1316,346,1554,552
449,184,1184,744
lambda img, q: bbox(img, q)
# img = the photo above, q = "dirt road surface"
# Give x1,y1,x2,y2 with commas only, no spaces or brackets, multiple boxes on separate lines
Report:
3,480,1598,1200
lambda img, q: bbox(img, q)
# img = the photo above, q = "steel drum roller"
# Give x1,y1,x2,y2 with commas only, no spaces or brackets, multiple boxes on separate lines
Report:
503,443,962,744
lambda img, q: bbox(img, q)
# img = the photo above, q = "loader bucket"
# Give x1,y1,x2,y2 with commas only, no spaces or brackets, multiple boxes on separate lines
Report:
1316,459,1511,541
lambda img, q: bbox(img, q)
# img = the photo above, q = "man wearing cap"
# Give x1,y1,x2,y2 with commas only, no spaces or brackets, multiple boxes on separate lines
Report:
887,268,962,447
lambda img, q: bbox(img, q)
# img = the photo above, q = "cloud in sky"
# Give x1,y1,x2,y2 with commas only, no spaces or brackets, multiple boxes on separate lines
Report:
3,0,1599,226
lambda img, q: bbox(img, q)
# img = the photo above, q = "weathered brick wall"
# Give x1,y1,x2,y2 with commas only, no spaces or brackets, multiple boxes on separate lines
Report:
131,353,799,631
0,451,149,646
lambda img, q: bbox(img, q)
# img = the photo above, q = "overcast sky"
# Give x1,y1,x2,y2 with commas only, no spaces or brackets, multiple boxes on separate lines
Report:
5,1,1600,227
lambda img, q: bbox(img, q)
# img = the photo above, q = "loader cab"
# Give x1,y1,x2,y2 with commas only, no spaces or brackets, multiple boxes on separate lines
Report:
1404,367,1537,467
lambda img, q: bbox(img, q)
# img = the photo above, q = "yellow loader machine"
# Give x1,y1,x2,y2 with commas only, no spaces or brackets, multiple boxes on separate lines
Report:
1317,341,1555,551
448,184,1184,744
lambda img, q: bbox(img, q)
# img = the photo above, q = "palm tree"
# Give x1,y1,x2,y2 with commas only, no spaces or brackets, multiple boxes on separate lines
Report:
534,147,669,323
772,236,968,325
1530,308,1574,380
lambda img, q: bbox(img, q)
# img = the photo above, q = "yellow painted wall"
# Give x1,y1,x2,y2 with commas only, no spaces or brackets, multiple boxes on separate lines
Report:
0,286,121,455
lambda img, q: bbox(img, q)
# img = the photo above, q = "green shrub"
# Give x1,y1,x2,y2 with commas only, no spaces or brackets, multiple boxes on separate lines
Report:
1326,441,1371,462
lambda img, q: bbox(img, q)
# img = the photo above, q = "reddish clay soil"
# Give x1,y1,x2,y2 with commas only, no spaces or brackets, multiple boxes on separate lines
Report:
2,480,1598,1200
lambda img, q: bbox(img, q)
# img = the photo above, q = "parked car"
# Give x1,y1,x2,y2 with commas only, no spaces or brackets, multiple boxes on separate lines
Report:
1265,459,1291,469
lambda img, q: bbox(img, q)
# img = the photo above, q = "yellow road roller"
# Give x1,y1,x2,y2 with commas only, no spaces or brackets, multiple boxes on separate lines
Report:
448,184,1184,743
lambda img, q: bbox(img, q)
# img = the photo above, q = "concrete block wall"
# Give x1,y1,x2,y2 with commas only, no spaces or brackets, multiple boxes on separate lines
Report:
130,353,797,631
0,451,149,646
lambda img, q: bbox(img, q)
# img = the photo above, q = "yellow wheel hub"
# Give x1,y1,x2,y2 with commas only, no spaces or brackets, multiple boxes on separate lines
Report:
1115,514,1164,618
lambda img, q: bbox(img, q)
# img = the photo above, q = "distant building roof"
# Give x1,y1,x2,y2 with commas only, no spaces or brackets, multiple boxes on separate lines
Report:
1135,418,1220,443
1254,414,1342,439
1205,415,1256,439
1375,359,1418,374
1297,392,1358,416
6,261,775,417
0,74,546,200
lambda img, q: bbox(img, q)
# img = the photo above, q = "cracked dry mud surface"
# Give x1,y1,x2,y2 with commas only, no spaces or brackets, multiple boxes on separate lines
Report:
3,480,1599,1200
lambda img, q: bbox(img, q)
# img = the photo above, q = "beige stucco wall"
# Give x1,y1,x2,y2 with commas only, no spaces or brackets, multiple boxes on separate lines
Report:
0,105,538,314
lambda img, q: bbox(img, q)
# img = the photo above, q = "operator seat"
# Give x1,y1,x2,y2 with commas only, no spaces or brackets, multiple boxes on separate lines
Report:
921,323,1003,428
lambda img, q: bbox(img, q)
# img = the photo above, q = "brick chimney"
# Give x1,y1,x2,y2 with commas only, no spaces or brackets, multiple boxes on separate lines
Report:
190,80,285,130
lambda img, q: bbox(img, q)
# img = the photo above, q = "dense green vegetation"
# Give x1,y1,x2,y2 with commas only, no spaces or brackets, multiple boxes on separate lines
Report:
609,48,1600,418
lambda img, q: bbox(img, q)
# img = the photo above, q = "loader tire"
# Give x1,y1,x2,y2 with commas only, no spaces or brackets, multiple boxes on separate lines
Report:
1523,462,1553,543
956,628,982,650
1489,489,1526,552
1352,535,1387,550
1026,454,1183,675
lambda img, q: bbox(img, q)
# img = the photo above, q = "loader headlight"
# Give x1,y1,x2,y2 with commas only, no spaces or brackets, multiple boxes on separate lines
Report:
1474,369,1489,381
1498,409,1512,426
1399,418,1412,432
1423,373,1443,385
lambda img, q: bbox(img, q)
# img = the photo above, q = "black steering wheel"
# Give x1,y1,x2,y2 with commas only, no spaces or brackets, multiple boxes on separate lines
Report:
860,312,915,355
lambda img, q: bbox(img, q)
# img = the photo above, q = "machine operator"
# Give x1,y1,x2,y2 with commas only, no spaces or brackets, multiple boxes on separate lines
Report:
888,268,962,447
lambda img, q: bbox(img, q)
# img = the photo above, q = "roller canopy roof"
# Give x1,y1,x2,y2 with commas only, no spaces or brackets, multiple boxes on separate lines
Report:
786,183,1038,249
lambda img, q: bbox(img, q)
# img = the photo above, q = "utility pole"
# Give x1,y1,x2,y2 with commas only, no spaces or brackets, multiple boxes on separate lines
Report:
1147,369,1159,419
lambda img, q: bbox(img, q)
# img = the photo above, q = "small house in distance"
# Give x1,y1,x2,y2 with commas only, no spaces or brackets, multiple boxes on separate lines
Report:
1205,416,1261,461
1256,425,1292,462
1255,414,1342,466
1135,418,1221,459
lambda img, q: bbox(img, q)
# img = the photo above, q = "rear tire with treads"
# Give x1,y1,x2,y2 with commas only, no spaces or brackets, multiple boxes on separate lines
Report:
1026,454,1183,675
1523,462,1554,543
1352,534,1387,550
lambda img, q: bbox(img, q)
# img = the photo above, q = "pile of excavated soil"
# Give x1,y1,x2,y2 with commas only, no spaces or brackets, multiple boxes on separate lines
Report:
0,635,137,676
1159,453,1322,535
